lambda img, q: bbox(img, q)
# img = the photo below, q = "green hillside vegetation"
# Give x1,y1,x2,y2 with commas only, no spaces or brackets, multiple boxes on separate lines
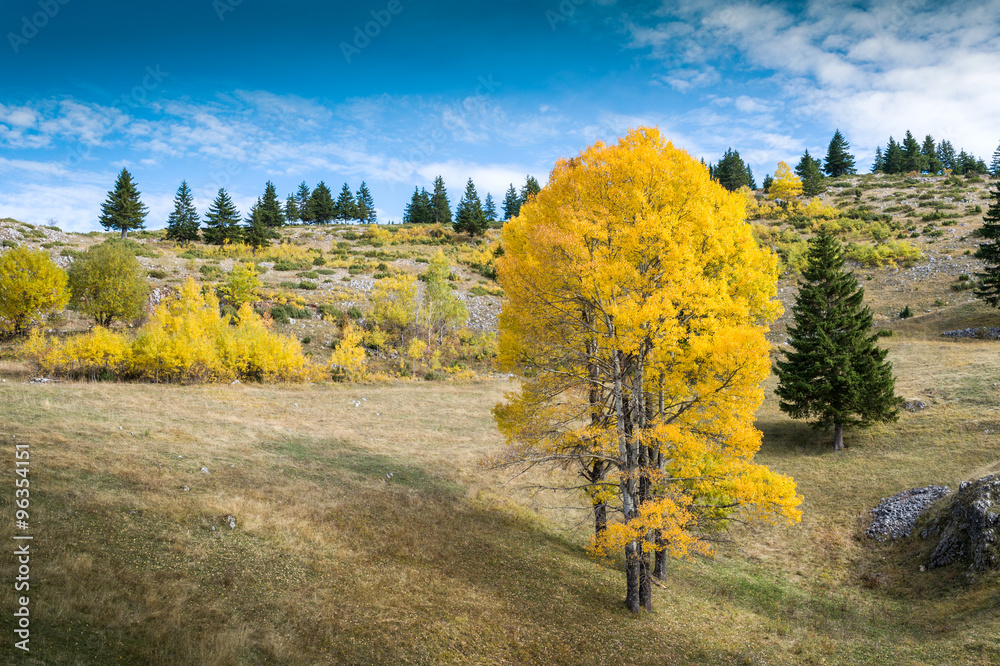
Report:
2,172,1000,662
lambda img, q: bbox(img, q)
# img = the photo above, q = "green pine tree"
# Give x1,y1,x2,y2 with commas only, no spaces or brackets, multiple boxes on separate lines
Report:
310,182,337,224
453,178,488,239
795,150,826,196
296,182,313,224
431,175,451,225
711,148,753,191
937,140,956,172
203,188,242,246
99,168,148,239
259,181,285,228
484,193,497,222
921,135,942,174
333,183,357,222
989,142,1000,178
164,180,200,245
502,184,521,220
520,175,541,205
871,147,885,173
883,137,904,174
284,194,300,224
823,129,857,177
974,184,1000,306
356,181,376,223
775,229,901,451
900,131,927,174
762,174,774,193
404,187,434,224
243,200,278,251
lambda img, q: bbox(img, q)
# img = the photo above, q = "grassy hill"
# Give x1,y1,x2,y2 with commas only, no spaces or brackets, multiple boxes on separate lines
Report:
3,174,1000,664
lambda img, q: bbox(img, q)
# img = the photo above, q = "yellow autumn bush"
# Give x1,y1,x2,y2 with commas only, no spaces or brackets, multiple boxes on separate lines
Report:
26,279,320,383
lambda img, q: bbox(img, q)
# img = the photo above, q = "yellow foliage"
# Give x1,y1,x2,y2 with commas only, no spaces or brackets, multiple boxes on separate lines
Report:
27,278,319,383
0,246,69,337
218,263,262,307
365,225,392,244
769,161,803,200
494,127,802,590
370,274,418,335
330,323,367,382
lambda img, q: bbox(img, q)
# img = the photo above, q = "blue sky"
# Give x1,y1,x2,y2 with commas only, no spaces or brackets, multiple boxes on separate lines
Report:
2,0,999,231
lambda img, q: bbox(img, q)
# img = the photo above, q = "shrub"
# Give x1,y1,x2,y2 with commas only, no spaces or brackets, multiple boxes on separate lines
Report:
312,255,326,266
148,269,168,279
199,264,225,279
218,263,262,308
0,246,70,337
67,243,150,327
296,271,319,279
899,305,913,319
844,240,923,267
273,260,310,271
297,281,318,290
329,324,366,381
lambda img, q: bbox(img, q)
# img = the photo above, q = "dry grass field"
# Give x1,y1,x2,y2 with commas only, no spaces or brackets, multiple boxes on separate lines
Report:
3,174,1000,664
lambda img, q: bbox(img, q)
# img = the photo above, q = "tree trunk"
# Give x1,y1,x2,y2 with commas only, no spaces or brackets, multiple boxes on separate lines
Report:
120,227,127,240
833,423,844,451
593,501,607,535
654,545,667,580
625,541,641,613
639,543,652,611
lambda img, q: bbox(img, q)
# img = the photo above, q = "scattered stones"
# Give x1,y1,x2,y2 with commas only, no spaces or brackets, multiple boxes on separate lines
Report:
865,485,952,541
224,515,236,530
942,327,1000,340
200,467,210,474
923,474,1000,571
902,400,928,412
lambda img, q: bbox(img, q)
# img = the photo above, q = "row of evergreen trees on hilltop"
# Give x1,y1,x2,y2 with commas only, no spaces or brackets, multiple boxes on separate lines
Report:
712,130,1000,195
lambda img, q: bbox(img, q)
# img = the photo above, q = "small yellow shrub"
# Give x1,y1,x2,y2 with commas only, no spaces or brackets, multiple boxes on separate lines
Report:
330,324,367,382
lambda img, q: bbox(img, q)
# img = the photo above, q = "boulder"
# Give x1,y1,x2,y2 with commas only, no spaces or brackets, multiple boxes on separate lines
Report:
922,474,1000,571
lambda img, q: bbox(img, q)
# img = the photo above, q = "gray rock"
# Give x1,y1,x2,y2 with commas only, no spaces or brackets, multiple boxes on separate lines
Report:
902,400,928,412
866,485,952,541
923,474,1000,571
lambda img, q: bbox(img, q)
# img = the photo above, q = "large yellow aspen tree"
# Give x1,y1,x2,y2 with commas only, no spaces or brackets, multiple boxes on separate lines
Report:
493,127,802,613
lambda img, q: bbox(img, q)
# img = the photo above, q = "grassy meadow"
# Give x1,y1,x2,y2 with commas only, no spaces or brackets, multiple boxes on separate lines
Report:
3,173,1000,664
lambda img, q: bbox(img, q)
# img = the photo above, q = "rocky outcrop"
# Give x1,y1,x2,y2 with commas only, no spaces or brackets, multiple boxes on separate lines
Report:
921,474,1000,571
866,485,952,541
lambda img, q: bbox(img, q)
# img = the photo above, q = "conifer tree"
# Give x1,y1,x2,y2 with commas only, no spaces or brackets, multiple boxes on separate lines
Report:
164,180,200,245
520,175,541,205
453,178,488,238
333,183,357,222
871,147,885,173
296,182,313,224
900,131,926,173
403,187,434,224
430,175,451,225
243,200,277,251
823,130,857,176
356,181,376,223
775,229,901,451
484,192,497,222
284,194,300,224
990,142,1000,178
99,168,148,239
922,135,942,174
310,182,337,224
883,137,904,174
937,140,956,172
203,188,242,245
259,181,285,228
502,184,521,219
795,150,826,196
974,184,1000,306
711,148,754,191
